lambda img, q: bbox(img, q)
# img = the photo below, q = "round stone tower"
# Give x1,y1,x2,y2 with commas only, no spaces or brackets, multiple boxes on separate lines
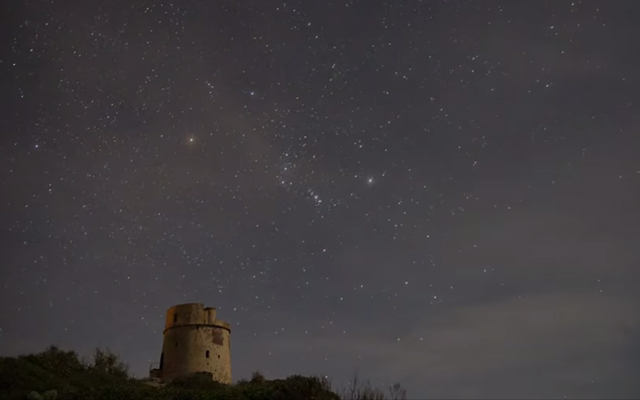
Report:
157,303,231,383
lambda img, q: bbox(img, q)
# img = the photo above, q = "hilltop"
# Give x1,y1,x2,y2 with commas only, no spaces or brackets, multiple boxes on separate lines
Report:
0,346,407,400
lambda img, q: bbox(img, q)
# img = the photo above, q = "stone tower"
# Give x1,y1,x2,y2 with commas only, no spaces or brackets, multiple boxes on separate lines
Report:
151,303,232,383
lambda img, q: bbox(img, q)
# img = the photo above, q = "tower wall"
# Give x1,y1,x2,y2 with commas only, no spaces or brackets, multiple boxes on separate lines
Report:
205,307,217,324
160,303,231,383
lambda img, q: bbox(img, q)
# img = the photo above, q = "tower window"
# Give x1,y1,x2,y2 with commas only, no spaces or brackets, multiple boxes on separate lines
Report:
173,313,178,323
206,350,210,358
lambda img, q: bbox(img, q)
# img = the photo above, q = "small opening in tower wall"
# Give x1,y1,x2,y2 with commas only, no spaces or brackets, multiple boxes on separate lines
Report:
173,313,178,323
206,350,210,358
217,355,220,359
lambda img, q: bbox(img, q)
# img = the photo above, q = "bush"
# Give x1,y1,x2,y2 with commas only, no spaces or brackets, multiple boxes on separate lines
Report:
0,356,70,397
21,347,86,379
89,348,129,380
168,372,227,391
0,346,404,400
336,371,407,400
249,371,265,383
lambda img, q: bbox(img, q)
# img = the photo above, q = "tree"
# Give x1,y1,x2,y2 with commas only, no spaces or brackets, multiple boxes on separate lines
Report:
387,382,407,400
22,345,85,377
89,348,129,379
337,370,407,400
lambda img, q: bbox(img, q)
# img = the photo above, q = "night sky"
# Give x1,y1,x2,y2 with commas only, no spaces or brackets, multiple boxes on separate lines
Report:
1,0,640,398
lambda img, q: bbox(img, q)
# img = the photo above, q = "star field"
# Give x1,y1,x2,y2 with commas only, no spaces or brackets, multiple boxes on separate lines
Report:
1,1,640,398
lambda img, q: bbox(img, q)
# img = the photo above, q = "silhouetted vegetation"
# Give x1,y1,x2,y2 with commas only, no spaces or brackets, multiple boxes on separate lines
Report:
0,346,407,400
335,371,407,400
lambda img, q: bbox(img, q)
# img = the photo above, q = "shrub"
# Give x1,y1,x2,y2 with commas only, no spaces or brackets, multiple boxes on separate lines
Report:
20,346,86,378
336,371,407,400
249,371,265,383
168,371,227,391
0,346,404,400
0,356,69,397
89,348,129,379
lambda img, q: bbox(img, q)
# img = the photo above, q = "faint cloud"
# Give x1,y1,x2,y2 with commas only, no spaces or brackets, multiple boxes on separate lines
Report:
273,292,640,398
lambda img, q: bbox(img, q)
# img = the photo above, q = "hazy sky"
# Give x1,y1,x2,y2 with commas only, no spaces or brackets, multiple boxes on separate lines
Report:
1,1,639,398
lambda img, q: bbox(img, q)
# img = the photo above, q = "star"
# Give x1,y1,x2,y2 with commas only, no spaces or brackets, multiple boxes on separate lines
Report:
2,2,637,399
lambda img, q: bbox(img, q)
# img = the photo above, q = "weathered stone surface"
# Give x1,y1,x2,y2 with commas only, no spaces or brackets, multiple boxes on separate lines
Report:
154,303,232,384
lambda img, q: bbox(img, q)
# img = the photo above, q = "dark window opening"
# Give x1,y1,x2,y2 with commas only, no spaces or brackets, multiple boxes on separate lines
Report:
160,353,164,370
173,313,178,323
206,350,210,358
175,341,178,347
217,355,220,359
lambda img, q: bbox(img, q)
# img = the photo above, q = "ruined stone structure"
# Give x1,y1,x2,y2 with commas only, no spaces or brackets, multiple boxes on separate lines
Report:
150,303,232,383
